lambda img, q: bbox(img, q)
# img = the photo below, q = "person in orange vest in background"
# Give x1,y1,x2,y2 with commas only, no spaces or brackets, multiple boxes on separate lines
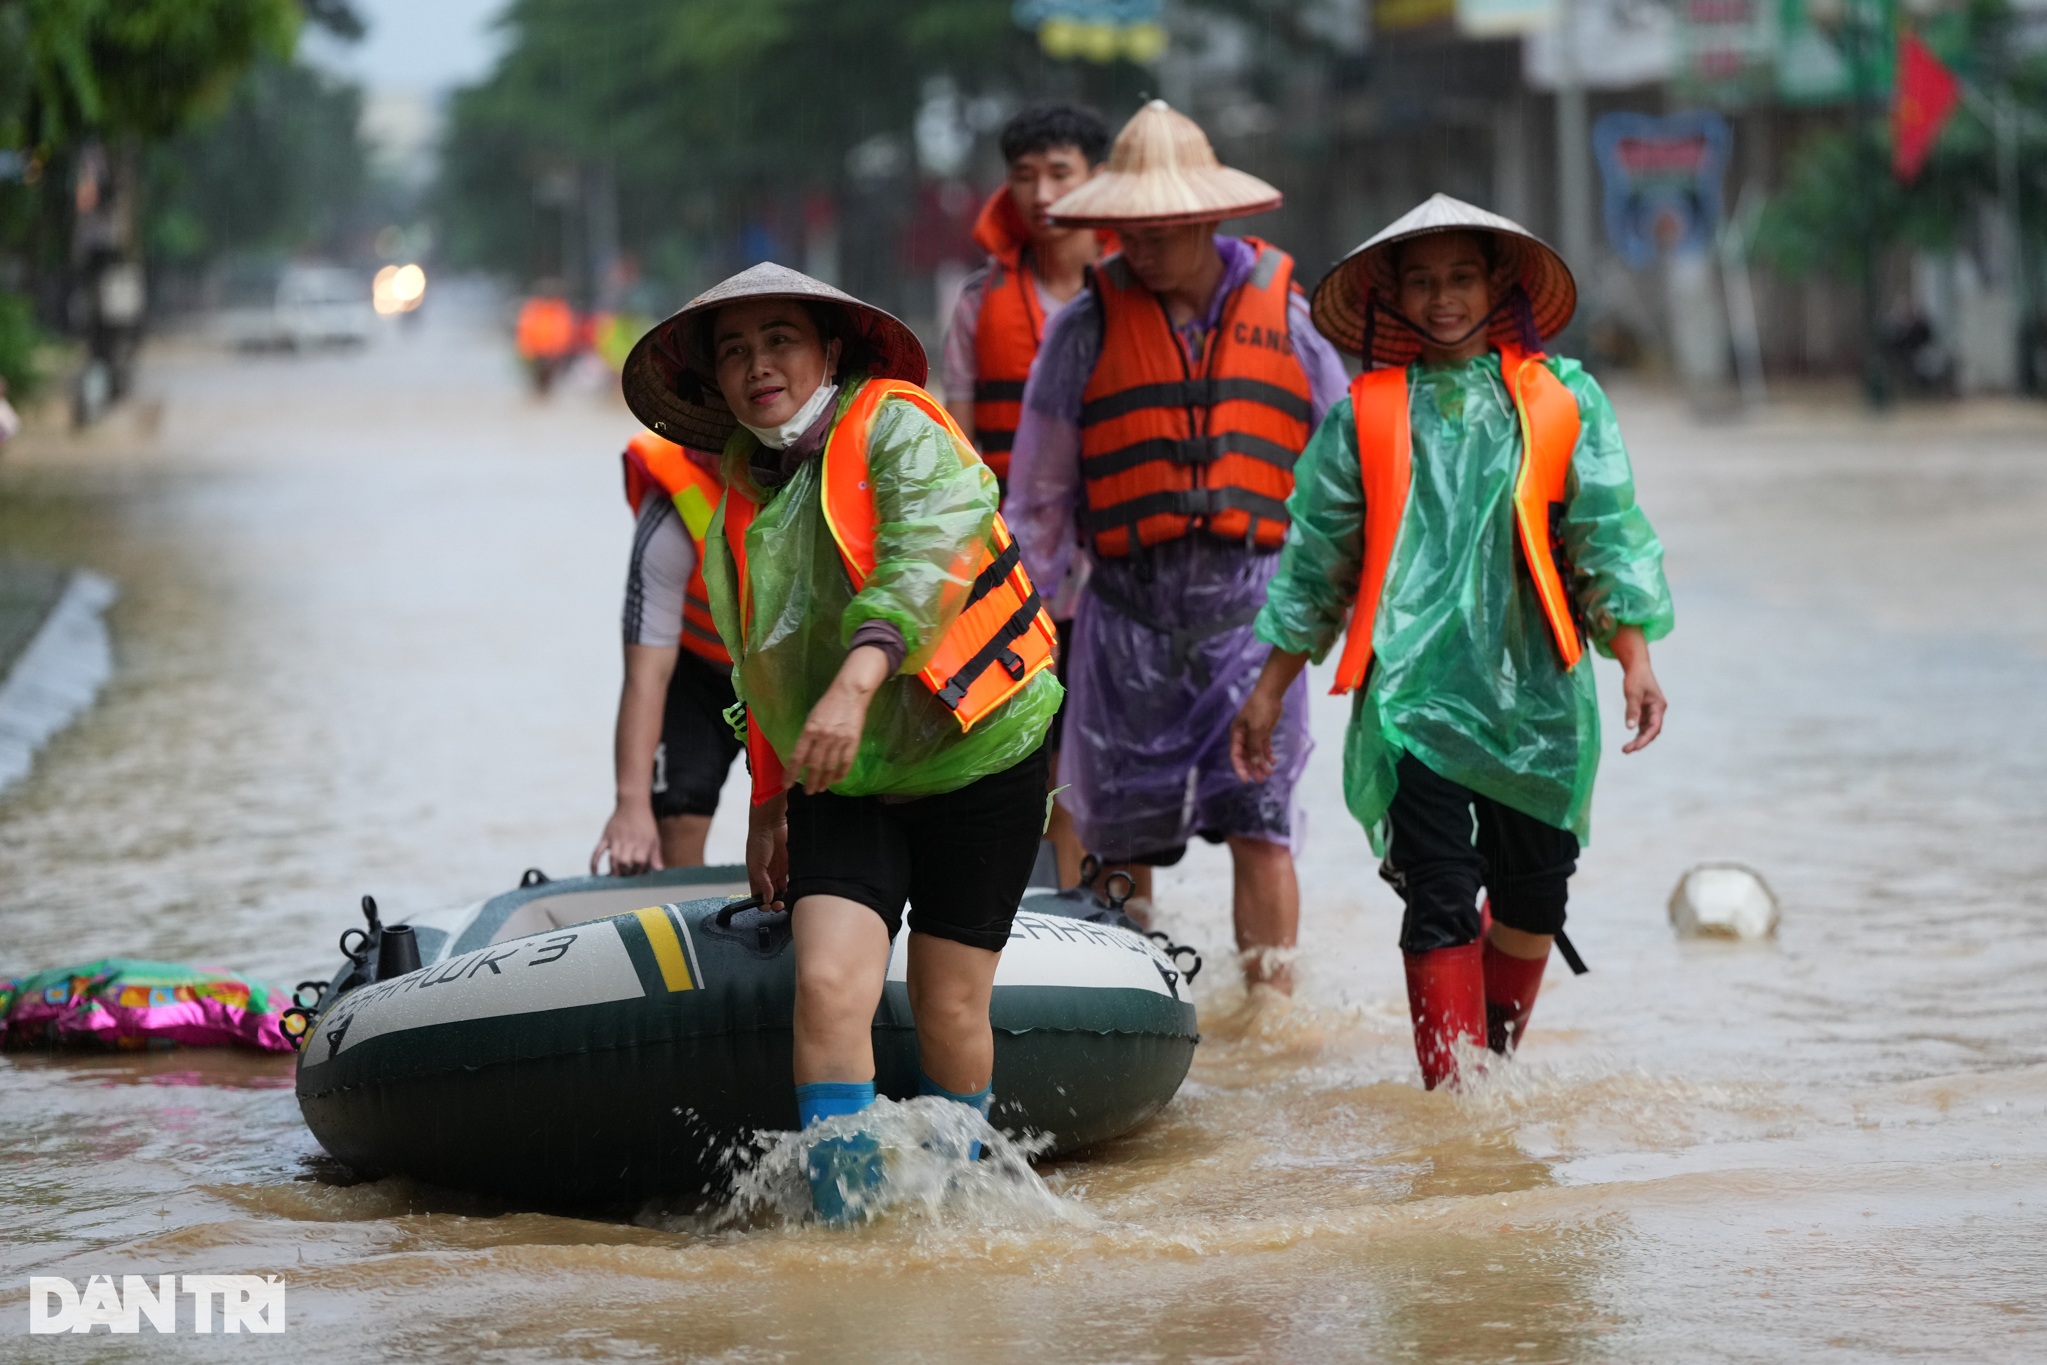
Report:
588,431,743,875
942,103,1110,890
515,287,577,395
1005,101,1348,993
1231,196,1674,1089
621,263,1061,1222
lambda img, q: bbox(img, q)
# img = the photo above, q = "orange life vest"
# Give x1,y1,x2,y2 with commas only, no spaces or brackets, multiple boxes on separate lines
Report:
1330,346,1585,695
969,191,1042,483
1078,238,1313,557
515,296,575,360
622,431,731,665
968,189,1116,483
723,379,1057,757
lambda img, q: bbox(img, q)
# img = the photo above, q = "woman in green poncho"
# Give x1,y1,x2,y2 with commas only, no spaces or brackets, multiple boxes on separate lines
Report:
1230,196,1673,1090
622,265,1062,1219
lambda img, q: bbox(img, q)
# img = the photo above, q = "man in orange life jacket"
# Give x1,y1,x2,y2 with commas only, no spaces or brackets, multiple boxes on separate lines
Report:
1005,101,1348,991
589,433,744,874
1232,196,1674,1087
942,104,1110,483
942,103,1110,890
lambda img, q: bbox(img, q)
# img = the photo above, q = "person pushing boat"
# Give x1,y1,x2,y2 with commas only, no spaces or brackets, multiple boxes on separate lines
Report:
589,432,742,875
1004,100,1348,989
622,264,1061,1220
1231,195,1674,1089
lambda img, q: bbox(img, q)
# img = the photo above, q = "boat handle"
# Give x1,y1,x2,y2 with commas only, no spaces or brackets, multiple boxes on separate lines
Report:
714,895,767,928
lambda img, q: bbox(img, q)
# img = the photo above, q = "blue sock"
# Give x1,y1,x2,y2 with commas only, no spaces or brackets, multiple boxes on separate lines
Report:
918,1072,993,1160
795,1081,880,1224
796,1080,874,1129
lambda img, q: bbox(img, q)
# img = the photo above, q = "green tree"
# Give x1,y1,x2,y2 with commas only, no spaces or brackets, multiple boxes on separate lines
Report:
435,0,1033,301
2,0,301,153
146,56,367,266
0,0,324,394
1756,2,2047,284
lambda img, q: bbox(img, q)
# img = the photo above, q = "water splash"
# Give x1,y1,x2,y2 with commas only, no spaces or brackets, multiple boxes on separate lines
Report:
641,1097,1098,1235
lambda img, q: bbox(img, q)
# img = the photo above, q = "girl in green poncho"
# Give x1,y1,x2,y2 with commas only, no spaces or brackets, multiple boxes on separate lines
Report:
1229,196,1673,1090
621,265,1061,1219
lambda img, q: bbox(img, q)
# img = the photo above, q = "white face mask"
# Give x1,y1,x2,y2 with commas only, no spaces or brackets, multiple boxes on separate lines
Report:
739,380,839,450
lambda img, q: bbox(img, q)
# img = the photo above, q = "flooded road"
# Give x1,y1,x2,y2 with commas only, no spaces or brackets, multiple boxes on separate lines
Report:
4,300,2045,1360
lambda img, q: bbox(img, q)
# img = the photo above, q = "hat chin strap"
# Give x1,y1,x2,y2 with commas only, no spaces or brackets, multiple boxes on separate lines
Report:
1363,284,1541,363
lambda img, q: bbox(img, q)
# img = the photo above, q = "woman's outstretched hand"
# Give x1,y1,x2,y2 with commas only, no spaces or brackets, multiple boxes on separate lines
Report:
789,644,891,792
1230,648,1309,784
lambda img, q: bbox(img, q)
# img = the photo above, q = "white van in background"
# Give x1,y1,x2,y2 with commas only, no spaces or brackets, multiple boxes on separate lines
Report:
214,263,375,351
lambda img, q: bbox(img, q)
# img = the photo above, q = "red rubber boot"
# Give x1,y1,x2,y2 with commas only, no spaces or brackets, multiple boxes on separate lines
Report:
1402,942,1486,1091
1483,938,1549,1054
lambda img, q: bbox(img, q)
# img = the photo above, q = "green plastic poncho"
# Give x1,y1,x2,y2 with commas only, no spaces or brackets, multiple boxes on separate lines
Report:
703,378,1060,798
1254,353,1673,848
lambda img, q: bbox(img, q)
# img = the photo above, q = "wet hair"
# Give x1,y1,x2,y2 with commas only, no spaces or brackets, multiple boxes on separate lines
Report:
1000,104,1111,168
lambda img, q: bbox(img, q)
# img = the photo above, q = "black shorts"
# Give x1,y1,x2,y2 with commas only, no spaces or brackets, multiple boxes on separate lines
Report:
1379,753,1579,953
784,745,1050,952
651,650,744,819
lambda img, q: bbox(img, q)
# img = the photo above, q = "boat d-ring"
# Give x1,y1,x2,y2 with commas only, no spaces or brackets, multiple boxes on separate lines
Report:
280,1007,314,1051
1101,871,1135,914
340,893,384,963
1144,928,1203,983
520,868,550,889
293,980,327,1010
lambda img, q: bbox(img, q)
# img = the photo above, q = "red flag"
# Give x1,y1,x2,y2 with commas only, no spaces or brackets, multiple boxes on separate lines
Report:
1892,31,1961,182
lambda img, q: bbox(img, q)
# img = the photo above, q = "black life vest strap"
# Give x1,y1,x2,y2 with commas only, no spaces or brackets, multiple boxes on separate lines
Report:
1080,431,1301,479
1080,378,1312,427
934,587,1044,711
1081,486,1292,535
965,539,1022,609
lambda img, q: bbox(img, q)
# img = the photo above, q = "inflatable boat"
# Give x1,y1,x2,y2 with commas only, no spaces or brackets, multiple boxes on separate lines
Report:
293,866,1199,1207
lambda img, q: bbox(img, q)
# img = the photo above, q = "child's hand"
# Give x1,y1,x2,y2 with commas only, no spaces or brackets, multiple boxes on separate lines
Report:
1231,691,1284,784
1610,626,1667,753
1230,649,1309,783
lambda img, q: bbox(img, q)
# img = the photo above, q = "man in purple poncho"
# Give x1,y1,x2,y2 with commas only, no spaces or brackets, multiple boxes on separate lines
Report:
1004,101,1348,991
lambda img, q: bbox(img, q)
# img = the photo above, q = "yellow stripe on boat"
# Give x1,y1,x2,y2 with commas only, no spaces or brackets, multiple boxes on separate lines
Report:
633,908,695,991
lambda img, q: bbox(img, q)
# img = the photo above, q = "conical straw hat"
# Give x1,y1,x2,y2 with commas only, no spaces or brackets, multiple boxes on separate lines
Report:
1045,100,1282,228
623,263,926,450
1311,193,1577,367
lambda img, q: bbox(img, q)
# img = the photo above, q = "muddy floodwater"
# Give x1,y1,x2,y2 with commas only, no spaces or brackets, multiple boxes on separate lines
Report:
4,299,2045,1361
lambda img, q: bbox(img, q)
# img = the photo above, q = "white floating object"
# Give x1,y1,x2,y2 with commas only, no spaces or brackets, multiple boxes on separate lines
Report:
1668,863,1779,941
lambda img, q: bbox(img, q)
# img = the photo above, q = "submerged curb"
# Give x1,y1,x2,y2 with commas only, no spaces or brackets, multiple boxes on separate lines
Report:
0,566,116,796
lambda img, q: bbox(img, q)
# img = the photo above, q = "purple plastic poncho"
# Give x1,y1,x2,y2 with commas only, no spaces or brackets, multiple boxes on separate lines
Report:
1005,237,1350,861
